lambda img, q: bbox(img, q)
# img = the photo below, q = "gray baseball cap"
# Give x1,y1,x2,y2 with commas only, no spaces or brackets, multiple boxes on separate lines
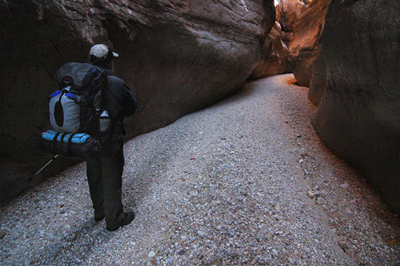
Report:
89,44,119,65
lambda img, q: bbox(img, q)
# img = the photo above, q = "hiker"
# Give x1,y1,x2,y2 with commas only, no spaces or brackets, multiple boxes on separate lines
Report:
86,44,138,231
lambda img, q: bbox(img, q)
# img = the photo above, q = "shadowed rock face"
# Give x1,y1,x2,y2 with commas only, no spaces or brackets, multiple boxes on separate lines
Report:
308,48,326,106
249,21,289,79
312,0,400,215
0,0,275,205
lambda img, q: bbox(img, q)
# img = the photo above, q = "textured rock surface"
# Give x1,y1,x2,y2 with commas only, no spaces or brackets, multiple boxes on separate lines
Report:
250,21,289,79
288,0,330,87
312,0,400,215
275,0,309,45
308,49,326,106
251,0,313,80
0,0,275,205
275,0,308,32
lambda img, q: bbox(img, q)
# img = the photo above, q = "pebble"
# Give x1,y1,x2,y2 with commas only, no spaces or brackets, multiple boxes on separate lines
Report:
197,231,206,237
189,191,198,196
0,230,6,239
307,190,318,199
340,183,350,188
177,249,186,255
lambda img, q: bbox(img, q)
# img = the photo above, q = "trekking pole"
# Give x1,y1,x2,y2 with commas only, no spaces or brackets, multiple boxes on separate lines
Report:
29,154,59,181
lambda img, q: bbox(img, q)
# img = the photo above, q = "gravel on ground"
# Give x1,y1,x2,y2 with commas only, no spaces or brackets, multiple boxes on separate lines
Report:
1,74,399,265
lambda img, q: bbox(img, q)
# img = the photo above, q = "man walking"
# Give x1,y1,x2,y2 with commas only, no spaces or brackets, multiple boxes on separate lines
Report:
86,44,137,231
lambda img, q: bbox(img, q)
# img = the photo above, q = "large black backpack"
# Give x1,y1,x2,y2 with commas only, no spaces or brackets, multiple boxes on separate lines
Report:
50,62,110,137
39,62,110,158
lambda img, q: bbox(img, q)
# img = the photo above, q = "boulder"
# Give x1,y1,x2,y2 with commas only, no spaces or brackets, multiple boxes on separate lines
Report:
312,0,400,215
288,0,330,87
0,0,276,205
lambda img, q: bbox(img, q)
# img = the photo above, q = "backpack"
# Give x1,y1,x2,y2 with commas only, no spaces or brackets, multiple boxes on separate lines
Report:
39,62,111,159
50,62,111,136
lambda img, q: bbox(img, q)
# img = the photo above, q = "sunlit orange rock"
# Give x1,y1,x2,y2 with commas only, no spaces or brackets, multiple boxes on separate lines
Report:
288,0,330,87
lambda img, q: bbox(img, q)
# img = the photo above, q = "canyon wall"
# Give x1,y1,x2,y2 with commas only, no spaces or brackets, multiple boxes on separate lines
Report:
0,0,275,205
251,0,312,79
250,21,289,79
288,0,330,88
311,0,400,214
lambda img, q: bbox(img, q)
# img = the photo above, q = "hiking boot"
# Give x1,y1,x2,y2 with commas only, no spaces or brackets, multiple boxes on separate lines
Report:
95,214,105,222
106,210,135,231
94,209,105,221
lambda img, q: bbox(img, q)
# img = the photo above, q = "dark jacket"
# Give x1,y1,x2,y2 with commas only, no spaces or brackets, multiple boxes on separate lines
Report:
101,75,137,154
105,75,137,122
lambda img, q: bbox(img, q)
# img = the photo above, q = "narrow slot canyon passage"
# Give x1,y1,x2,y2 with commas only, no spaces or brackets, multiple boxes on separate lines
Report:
0,0,399,264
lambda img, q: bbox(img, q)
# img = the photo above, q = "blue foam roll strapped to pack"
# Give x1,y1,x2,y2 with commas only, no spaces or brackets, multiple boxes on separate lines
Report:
42,130,91,144
39,131,101,159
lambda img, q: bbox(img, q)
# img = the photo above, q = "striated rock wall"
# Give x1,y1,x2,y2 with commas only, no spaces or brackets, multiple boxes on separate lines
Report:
276,0,309,45
288,0,330,87
250,0,313,80
312,0,400,215
0,0,275,205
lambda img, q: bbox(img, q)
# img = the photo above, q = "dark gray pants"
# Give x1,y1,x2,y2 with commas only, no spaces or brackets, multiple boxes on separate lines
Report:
86,140,125,226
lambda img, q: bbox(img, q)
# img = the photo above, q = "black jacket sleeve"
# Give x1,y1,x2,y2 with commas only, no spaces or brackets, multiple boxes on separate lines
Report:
121,83,137,117
106,75,137,121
